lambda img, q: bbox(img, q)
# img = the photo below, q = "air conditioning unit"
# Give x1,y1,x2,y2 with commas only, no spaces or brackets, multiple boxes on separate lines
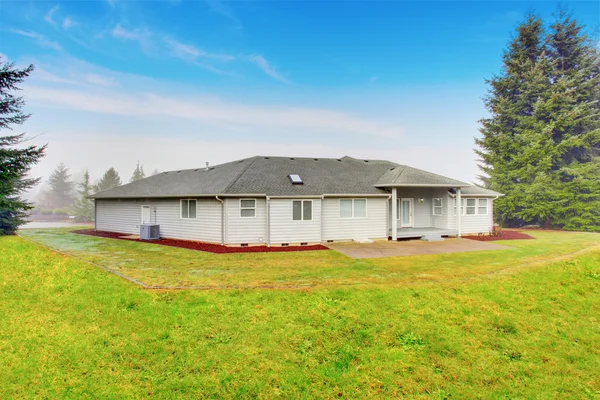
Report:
140,224,160,240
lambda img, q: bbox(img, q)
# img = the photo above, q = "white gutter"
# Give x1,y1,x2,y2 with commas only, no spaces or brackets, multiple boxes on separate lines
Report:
215,196,224,245
376,184,471,188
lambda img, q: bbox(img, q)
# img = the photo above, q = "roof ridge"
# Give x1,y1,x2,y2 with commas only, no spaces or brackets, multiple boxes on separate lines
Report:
222,156,260,193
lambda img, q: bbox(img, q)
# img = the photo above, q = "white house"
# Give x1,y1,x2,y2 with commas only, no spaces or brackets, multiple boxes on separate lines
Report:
90,156,502,246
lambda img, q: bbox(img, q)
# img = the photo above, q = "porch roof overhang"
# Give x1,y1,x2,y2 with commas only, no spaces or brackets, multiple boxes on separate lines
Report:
375,183,471,188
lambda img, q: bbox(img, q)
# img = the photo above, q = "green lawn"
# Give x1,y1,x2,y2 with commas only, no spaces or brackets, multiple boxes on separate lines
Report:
2,230,599,398
18,227,600,288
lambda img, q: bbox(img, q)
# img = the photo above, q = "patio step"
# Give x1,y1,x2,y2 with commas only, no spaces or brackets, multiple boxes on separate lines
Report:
421,234,444,242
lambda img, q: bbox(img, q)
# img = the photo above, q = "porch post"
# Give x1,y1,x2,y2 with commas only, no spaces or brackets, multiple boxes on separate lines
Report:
456,187,462,237
391,187,398,240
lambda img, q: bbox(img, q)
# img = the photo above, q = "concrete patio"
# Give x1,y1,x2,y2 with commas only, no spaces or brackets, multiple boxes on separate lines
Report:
326,237,509,259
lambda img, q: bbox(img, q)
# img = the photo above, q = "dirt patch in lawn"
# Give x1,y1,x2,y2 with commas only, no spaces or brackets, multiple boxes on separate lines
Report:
71,229,328,254
464,230,535,241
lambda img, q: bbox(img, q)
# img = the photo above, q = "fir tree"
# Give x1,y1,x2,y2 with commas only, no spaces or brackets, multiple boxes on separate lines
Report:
0,59,46,235
94,167,122,193
476,11,600,231
129,161,146,182
72,170,94,221
48,162,74,209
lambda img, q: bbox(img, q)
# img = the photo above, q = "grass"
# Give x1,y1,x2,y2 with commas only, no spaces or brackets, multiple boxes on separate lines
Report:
18,227,600,288
1,230,599,398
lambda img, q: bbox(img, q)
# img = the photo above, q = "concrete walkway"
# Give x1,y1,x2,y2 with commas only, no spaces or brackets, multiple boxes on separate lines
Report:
326,238,510,259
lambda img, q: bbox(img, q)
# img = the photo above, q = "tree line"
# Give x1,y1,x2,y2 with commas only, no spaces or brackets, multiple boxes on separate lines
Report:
35,162,161,221
476,7,600,231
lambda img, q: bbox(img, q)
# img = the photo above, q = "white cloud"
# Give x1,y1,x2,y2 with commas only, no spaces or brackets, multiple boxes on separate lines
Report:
44,5,59,27
246,55,289,83
111,24,152,52
163,37,234,62
25,85,402,138
8,29,62,51
62,17,74,30
85,73,119,87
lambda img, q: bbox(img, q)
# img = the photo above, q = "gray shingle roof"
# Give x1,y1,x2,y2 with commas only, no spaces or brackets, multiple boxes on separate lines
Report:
376,165,470,187
460,186,503,197
90,156,478,199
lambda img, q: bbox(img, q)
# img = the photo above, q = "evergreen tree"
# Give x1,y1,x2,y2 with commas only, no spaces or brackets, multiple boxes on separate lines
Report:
475,11,600,231
129,161,146,182
72,170,94,221
94,167,122,193
150,168,161,176
0,59,46,235
47,162,74,209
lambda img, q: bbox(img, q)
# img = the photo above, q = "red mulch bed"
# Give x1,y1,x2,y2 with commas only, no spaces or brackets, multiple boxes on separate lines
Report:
72,229,328,254
463,230,535,241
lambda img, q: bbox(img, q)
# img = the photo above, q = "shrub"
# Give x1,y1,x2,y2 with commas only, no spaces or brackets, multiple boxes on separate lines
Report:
52,208,69,216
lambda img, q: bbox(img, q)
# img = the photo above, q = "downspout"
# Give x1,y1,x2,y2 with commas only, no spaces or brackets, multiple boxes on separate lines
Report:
266,196,271,247
215,196,224,245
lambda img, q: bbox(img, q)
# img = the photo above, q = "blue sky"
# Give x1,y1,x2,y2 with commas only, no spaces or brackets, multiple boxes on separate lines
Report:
1,0,598,190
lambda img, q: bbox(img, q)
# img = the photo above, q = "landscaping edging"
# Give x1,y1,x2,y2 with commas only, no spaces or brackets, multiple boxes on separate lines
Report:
71,229,329,254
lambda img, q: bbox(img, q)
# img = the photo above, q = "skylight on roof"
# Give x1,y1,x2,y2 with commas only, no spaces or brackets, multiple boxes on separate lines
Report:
289,174,303,185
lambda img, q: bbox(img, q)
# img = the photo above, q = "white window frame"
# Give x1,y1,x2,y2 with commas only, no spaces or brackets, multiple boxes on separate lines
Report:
339,198,368,219
432,198,443,216
465,198,477,215
240,198,256,218
478,198,489,215
291,200,313,221
180,199,197,219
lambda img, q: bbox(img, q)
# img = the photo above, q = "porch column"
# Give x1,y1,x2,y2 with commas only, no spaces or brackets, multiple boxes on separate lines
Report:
391,187,398,240
456,187,462,237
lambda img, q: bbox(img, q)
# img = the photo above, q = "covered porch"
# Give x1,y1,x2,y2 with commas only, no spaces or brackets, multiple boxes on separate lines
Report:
386,186,467,241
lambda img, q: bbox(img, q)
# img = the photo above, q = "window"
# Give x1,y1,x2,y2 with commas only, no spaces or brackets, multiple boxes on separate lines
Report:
339,199,367,218
466,198,476,215
478,198,488,215
289,174,303,184
433,198,443,215
292,200,312,221
240,199,256,218
181,199,196,219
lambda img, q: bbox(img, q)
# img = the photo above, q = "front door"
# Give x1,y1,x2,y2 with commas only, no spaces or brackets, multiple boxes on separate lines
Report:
141,205,151,224
399,198,413,228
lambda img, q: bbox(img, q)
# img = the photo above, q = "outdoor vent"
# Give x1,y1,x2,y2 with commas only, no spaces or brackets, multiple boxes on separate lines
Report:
290,158,295,160
288,174,303,185
240,243,249,247
264,157,269,159
140,224,160,240
281,243,289,247
336,159,342,162
300,242,308,246
313,158,319,161
389,167,395,171
364,160,369,163
194,169,199,171
327,240,334,243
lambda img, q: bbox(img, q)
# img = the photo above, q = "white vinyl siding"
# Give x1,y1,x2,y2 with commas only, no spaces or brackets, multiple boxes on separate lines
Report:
95,198,222,242
224,198,266,244
270,199,321,244
323,197,387,241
